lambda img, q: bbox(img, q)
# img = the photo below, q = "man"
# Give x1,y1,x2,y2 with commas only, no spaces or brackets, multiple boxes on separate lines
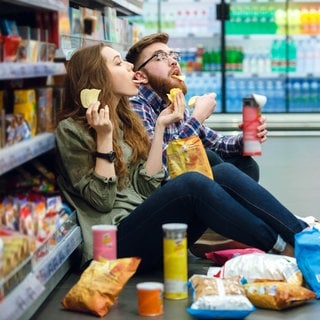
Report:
126,32,268,182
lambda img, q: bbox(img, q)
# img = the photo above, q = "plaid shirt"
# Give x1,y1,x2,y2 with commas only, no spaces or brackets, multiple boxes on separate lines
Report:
130,84,243,179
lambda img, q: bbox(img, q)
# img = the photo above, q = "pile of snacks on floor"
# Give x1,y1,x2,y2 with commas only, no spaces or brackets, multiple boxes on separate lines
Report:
187,250,317,318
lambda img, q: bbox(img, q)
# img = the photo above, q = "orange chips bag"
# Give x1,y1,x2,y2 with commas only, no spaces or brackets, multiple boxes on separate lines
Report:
167,135,214,180
61,257,141,317
244,281,316,310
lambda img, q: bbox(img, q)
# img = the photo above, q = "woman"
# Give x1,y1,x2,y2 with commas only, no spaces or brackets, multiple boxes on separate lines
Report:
55,43,308,273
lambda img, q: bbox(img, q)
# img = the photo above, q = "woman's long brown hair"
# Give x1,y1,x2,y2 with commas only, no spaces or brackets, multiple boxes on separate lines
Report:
59,43,150,188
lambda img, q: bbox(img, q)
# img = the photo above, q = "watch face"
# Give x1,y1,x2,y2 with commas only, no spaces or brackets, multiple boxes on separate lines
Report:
108,151,116,162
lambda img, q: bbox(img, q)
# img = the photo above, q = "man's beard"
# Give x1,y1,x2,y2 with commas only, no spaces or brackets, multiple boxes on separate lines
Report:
145,70,188,101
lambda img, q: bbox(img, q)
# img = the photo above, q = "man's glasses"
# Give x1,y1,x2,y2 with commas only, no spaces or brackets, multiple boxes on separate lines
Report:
136,50,181,71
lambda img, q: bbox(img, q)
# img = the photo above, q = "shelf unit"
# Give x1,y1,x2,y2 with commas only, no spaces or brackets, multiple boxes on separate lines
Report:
0,221,82,320
0,1,143,319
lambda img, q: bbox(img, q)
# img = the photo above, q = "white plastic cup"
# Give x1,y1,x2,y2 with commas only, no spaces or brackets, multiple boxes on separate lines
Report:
92,225,117,260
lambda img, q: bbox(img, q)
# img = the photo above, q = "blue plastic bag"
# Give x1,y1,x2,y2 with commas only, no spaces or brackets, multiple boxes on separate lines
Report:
295,228,320,298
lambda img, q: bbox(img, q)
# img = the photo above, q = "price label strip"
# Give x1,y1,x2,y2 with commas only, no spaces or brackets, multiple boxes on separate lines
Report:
0,273,45,320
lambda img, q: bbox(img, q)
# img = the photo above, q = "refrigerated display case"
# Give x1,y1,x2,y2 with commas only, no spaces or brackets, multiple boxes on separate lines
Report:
139,0,320,114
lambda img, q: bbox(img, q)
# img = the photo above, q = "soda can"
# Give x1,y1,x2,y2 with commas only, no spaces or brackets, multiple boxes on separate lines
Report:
162,223,188,300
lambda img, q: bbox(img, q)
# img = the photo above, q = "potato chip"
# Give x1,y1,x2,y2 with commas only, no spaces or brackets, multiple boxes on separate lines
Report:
188,96,199,108
80,89,101,108
172,74,186,81
166,88,182,103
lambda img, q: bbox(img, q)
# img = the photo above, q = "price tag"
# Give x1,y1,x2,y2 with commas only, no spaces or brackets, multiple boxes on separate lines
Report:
0,273,45,320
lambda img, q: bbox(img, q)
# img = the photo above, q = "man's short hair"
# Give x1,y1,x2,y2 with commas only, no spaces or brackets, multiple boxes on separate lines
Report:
126,32,169,71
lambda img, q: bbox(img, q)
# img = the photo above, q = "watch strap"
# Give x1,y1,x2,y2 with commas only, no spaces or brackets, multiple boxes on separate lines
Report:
94,151,116,163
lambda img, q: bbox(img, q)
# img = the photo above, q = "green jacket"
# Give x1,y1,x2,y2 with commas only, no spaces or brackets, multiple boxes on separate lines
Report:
55,117,165,264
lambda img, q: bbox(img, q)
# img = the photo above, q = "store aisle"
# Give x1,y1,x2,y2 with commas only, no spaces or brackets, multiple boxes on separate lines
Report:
30,134,320,320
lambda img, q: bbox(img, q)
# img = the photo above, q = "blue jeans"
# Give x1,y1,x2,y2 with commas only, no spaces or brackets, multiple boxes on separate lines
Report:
117,162,307,273
206,148,260,182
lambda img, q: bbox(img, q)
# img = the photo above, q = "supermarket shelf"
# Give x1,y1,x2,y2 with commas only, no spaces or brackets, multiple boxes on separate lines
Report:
0,225,82,320
0,63,66,81
112,0,143,15
3,0,68,11
0,133,56,176
206,113,320,133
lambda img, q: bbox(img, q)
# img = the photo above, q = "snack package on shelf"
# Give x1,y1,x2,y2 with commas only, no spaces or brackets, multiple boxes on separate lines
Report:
0,227,35,300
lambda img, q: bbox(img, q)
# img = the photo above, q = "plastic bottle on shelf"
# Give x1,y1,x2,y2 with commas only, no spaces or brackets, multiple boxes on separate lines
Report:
288,38,297,72
270,39,280,72
242,5,252,35
295,39,306,74
288,8,301,35
274,8,286,35
278,40,287,73
226,78,238,112
242,49,251,74
300,8,310,34
265,79,275,111
179,48,188,73
238,79,247,103
314,38,320,74
309,8,318,35
291,79,302,111
305,39,314,74
309,79,319,110
267,4,277,34
301,79,311,111
274,79,285,111
194,44,204,71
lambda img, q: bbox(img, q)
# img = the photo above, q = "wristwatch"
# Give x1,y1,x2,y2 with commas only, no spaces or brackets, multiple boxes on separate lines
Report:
94,151,117,163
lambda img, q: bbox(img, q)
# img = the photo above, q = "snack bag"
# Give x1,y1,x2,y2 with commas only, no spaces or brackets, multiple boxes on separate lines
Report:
187,275,255,319
217,253,303,285
61,257,141,317
205,248,264,266
244,281,316,310
295,228,320,298
167,135,213,180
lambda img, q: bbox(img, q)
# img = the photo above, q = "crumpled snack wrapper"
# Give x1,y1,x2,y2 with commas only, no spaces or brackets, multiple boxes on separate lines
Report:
167,135,214,180
244,281,316,310
61,257,141,317
217,253,303,285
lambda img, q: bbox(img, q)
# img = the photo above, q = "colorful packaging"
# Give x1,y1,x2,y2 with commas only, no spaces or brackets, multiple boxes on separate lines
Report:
242,93,267,156
162,223,188,299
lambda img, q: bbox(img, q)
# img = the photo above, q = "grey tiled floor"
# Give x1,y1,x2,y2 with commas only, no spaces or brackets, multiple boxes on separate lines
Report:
256,134,320,220
31,134,320,320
